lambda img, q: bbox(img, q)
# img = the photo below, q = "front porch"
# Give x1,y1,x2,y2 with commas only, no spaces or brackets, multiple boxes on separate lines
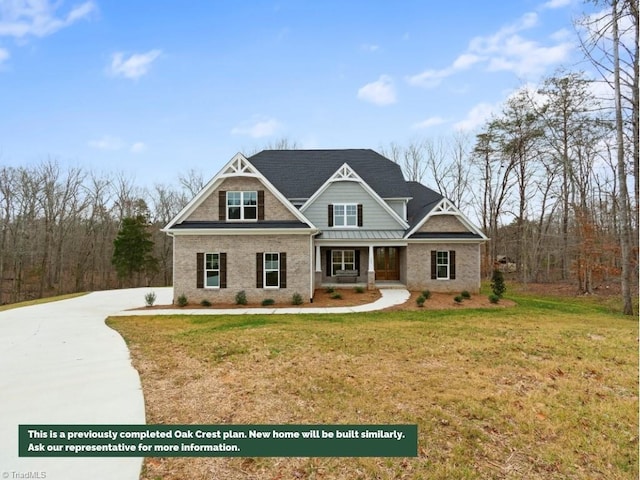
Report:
313,244,407,290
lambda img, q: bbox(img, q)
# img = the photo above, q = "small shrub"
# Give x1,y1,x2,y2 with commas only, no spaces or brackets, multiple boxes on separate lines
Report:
235,290,248,305
454,295,463,304
325,286,335,294
354,286,365,294
200,299,212,307
421,289,431,299
291,293,303,305
144,291,156,307
331,292,343,300
461,290,471,299
416,295,426,307
176,294,188,307
491,269,507,298
262,298,275,306
489,294,500,304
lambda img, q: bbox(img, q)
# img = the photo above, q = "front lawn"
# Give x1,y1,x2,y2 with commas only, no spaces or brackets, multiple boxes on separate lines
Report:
107,291,638,480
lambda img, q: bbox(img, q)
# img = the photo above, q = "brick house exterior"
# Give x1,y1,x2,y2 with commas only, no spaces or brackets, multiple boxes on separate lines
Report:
163,150,487,304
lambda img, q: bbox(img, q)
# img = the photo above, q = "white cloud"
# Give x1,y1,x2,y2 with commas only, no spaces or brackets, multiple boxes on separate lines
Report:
109,50,162,80
541,0,573,9
231,116,282,138
0,0,96,38
357,75,396,106
88,135,124,150
408,11,573,87
0,47,9,63
412,116,446,129
130,142,147,153
361,43,379,52
453,103,497,132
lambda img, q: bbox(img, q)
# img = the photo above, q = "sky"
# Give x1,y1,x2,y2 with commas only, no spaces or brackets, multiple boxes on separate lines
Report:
0,0,599,187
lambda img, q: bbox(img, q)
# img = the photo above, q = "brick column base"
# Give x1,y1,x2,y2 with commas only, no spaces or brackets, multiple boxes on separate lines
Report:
367,271,375,290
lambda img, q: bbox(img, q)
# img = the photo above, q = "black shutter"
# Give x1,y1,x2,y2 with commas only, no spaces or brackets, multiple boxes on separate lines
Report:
326,249,332,276
280,252,287,288
449,250,456,280
220,253,227,288
219,191,226,220
357,204,363,227
258,190,265,220
328,204,334,227
197,253,204,288
256,253,263,288
355,250,360,275
430,250,437,280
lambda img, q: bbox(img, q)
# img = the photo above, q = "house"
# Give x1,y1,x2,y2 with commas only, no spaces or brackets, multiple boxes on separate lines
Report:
162,149,488,304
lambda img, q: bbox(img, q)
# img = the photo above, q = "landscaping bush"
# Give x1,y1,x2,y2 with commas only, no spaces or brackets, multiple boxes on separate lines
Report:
461,290,471,299
421,289,431,299
454,295,463,303
291,293,303,305
176,294,188,307
325,286,335,294
200,299,212,307
489,294,500,304
261,298,275,306
144,291,156,307
331,292,343,300
491,269,506,298
235,290,248,305
416,295,426,307
354,286,365,294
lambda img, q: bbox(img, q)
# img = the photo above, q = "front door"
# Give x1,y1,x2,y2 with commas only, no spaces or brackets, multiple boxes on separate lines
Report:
374,247,400,281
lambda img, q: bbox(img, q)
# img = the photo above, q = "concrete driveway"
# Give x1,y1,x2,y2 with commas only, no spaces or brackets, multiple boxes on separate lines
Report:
0,287,173,480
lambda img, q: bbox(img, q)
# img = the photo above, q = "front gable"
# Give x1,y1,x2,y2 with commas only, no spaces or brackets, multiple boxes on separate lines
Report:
300,163,409,231
163,153,314,231
406,198,488,240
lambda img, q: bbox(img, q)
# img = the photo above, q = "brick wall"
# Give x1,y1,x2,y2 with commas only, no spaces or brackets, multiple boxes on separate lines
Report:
418,214,468,233
173,233,312,304
406,242,481,293
187,177,298,222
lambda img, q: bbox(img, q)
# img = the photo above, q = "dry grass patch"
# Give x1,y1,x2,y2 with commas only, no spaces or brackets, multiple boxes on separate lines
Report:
108,292,638,480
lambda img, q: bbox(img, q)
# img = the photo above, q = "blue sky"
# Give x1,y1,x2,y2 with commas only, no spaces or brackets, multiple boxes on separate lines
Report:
0,0,597,186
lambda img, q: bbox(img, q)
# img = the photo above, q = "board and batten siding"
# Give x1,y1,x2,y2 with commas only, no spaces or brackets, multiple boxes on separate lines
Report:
303,181,404,230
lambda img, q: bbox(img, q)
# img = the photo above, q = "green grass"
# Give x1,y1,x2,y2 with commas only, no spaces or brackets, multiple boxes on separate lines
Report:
108,290,638,480
0,292,87,312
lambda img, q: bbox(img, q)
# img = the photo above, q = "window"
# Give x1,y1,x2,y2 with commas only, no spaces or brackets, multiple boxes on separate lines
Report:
205,253,220,288
436,251,449,279
264,252,280,288
227,191,257,220
332,250,355,276
197,252,226,289
431,250,456,280
257,252,286,288
333,203,358,227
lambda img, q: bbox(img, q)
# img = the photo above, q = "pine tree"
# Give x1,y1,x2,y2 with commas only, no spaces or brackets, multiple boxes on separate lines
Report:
112,215,157,285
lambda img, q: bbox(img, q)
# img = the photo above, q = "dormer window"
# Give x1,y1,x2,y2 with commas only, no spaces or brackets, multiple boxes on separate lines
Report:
227,191,257,220
328,203,363,227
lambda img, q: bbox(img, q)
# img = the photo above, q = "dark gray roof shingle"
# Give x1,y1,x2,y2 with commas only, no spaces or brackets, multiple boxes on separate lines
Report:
406,181,443,231
248,149,411,199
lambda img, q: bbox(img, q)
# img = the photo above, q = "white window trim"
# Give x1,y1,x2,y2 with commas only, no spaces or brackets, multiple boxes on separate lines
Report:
436,250,449,280
264,252,280,289
333,203,358,228
331,249,356,276
227,191,258,221
204,252,220,289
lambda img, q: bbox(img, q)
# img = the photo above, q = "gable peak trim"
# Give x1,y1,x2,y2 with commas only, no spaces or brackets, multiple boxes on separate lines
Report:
222,152,259,176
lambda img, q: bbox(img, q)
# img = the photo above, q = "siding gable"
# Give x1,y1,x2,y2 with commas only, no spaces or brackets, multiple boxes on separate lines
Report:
303,181,405,230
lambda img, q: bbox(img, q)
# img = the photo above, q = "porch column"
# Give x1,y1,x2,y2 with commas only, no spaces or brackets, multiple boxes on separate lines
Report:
315,245,322,272
367,245,375,290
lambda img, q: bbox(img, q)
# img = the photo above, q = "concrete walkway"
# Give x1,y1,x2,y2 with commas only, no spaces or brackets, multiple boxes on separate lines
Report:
0,287,409,480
